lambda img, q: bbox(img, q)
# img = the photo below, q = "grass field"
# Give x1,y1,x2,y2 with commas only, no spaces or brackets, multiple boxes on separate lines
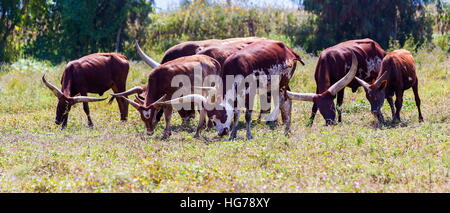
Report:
0,47,448,192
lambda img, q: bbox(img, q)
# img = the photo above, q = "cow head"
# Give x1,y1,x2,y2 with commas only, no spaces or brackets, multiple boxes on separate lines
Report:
119,94,167,135
355,71,388,123
42,75,107,126
206,100,233,136
287,53,358,125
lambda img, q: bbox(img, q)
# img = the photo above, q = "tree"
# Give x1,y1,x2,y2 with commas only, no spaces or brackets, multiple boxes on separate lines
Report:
0,0,28,62
293,0,434,53
24,0,154,63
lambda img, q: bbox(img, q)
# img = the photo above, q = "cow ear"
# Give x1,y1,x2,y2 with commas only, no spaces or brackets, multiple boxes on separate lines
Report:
378,80,387,90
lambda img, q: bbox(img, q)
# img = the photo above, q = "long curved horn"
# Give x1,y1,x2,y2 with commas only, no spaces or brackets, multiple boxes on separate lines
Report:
373,71,389,88
111,86,145,97
286,91,315,102
134,95,144,104
124,97,141,110
135,41,160,68
194,86,217,100
150,94,167,106
156,94,208,106
71,96,108,104
42,74,63,98
328,52,358,96
355,77,370,90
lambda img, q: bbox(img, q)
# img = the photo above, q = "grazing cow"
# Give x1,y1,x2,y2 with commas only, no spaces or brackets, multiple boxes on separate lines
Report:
355,49,423,125
112,55,221,138
124,37,267,124
159,40,305,139
308,38,386,125
287,53,358,125
42,53,130,129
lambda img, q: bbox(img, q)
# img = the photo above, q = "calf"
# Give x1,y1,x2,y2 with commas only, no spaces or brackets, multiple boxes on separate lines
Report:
112,55,221,138
308,38,386,125
42,53,130,129
355,49,423,125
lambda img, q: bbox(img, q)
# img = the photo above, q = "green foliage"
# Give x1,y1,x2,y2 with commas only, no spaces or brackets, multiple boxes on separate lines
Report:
294,0,434,53
143,2,307,53
1,0,152,63
0,0,45,62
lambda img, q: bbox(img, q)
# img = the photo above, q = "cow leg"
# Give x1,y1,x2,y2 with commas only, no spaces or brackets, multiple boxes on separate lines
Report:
229,110,241,140
280,88,292,136
61,109,70,130
156,110,164,122
111,85,129,121
265,92,280,126
412,82,423,122
336,89,344,123
386,96,395,119
79,92,94,127
258,92,273,124
162,107,173,139
308,104,318,127
394,91,404,123
245,109,253,139
82,102,94,127
194,108,207,138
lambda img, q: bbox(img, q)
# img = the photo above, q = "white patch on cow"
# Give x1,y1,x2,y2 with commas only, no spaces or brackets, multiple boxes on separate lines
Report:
408,77,413,81
143,109,151,119
251,60,294,83
212,100,233,134
365,56,382,78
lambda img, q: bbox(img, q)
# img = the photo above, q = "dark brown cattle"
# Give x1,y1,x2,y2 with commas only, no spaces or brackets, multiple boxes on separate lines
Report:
42,53,130,129
124,37,266,124
161,37,264,64
355,49,423,126
306,38,386,125
112,55,221,138
159,40,306,139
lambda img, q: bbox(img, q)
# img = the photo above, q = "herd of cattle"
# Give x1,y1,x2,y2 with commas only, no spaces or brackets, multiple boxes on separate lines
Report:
41,37,423,139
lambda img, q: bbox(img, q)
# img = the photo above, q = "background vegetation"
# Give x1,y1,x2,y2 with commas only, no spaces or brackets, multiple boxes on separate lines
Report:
0,0,449,192
1,0,448,63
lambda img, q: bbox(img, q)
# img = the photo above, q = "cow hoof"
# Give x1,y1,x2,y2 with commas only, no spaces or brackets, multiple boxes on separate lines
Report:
265,121,278,127
162,132,172,139
228,134,237,140
246,133,253,140
284,130,291,137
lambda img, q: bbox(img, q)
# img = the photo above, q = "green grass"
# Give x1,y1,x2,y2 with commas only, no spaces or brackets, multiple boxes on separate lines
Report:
0,48,448,192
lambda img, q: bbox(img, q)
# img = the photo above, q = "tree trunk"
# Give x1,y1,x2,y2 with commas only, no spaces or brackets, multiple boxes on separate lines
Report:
115,25,123,52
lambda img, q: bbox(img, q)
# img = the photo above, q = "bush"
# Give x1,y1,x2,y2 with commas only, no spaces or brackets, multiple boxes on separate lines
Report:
143,2,308,54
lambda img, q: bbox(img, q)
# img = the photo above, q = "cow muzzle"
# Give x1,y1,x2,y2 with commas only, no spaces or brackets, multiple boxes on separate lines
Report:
145,129,155,136
325,119,337,126
218,128,229,137
371,110,385,124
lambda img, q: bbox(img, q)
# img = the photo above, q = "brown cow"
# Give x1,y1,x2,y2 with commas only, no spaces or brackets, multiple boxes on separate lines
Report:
123,37,267,124
42,53,130,129
112,54,221,138
159,40,306,139
355,49,423,125
307,38,386,125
